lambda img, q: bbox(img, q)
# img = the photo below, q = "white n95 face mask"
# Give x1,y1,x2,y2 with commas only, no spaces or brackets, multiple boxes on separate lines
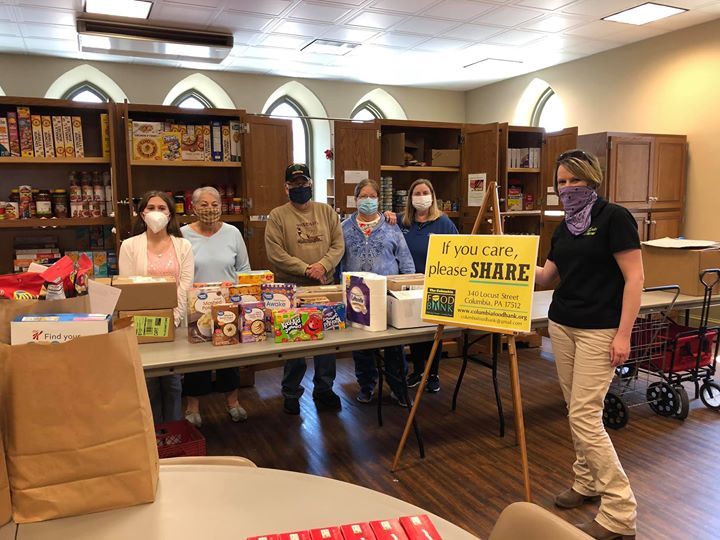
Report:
412,195,433,211
144,211,170,233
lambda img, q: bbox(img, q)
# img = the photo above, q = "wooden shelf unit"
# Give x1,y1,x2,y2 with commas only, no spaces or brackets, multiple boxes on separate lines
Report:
0,157,110,165
130,160,242,168
380,165,460,172
0,217,115,229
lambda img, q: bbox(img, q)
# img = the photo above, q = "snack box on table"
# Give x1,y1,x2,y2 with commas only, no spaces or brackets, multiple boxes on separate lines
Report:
237,270,274,285
11,313,111,345
295,284,344,305
340,523,375,540
310,527,342,540
272,308,324,343
241,301,266,343
118,308,174,344
212,303,240,346
370,519,408,540
399,515,441,540
302,302,346,331
186,282,231,343
229,283,262,303
111,276,177,311
261,283,296,331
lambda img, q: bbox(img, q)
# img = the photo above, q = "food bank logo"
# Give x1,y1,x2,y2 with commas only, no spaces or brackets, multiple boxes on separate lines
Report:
426,288,456,317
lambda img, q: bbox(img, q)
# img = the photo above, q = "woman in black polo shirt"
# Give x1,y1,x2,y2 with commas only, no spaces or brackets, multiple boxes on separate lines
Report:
535,150,643,540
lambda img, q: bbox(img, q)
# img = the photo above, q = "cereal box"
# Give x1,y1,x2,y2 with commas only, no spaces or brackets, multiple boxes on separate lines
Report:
0,118,10,156
236,270,274,285
92,251,108,278
303,302,346,331
52,115,65,158
161,132,181,161
71,116,85,158
41,115,54,157
241,301,266,343
221,123,231,162
212,303,239,346
62,116,75,158
272,309,324,343
179,125,204,161
31,115,44,157
229,283,261,303
187,282,231,343
17,107,34,157
100,113,110,159
261,283,296,331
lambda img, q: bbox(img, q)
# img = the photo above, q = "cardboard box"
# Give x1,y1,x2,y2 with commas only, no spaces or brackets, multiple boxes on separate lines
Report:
426,148,459,167
186,282,231,343
111,276,178,311
370,519,408,540
303,302,346,331
642,244,720,296
11,313,111,345
272,309,324,342
296,284,344,304
278,532,311,540
399,515,441,540
211,304,239,346
381,132,424,165
309,527,342,540
340,523,375,540
386,273,424,292
119,309,174,344
387,289,435,329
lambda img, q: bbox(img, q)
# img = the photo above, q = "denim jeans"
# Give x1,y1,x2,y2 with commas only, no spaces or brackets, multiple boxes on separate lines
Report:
146,375,183,424
281,354,336,399
353,346,407,396
410,340,443,377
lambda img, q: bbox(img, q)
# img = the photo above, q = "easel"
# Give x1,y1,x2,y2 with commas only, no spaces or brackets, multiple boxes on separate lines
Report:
390,181,532,503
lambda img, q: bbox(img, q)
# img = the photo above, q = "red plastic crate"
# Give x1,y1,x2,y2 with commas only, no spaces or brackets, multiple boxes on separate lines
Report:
155,419,206,458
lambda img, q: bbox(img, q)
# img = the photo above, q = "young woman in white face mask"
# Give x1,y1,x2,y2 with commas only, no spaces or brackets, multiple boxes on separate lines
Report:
119,190,195,425
398,179,458,393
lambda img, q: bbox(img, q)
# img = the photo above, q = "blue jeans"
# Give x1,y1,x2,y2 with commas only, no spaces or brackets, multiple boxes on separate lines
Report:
410,340,443,377
282,354,336,399
353,346,407,396
146,375,183,424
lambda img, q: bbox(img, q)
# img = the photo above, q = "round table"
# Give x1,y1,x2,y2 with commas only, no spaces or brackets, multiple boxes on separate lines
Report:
10,465,480,539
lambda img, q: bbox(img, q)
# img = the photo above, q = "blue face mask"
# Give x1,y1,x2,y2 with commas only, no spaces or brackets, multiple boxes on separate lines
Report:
357,197,378,215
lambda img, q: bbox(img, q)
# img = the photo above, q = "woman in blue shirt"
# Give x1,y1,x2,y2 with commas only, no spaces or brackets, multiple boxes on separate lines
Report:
181,186,251,428
396,179,458,393
340,179,415,405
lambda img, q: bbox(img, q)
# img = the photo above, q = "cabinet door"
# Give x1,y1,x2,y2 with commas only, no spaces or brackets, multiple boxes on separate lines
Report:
461,123,499,227
542,127,578,210
333,120,380,214
114,102,134,241
648,210,682,240
651,136,686,210
608,136,653,210
631,211,649,242
538,215,563,266
241,115,293,269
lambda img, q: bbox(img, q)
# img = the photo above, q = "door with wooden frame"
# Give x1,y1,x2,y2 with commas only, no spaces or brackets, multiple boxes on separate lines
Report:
332,120,380,214
631,211,649,243
460,123,500,233
648,210,682,240
241,114,293,270
651,136,686,211
541,127,578,211
608,136,653,211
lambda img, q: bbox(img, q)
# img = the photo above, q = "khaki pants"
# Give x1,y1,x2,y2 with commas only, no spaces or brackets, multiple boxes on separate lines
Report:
549,321,637,536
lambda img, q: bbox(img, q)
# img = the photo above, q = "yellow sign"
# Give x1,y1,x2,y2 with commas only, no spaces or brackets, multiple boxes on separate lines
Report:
422,234,539,333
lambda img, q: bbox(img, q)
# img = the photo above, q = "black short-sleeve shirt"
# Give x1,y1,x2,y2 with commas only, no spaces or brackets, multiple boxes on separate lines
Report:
547,197,640,329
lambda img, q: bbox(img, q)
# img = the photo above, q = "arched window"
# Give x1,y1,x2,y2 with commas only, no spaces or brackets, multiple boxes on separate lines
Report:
172,90,214,109
266,96,310,166
351,101,384,121
531,87,564,132
63,82,110,103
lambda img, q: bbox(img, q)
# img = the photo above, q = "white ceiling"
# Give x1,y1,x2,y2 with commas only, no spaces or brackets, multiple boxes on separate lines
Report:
1,0,719,90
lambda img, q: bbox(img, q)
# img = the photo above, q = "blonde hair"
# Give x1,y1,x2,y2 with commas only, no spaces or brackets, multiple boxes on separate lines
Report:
554,150,603,193
402,178,441,227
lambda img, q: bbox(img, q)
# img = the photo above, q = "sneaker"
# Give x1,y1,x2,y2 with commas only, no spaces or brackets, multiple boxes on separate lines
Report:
313,391,342,411
426,375,440,393
185,411,202,428
356,389,374,403
227,403,248,422
406,372,422,388
390,390,412,408
283,397,300,415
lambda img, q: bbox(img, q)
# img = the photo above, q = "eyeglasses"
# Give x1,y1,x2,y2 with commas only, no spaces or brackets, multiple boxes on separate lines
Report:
556,149,591,163
287,180,312,188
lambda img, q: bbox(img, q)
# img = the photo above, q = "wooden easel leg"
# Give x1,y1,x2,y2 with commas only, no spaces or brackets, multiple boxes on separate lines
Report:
507,335,531,502
391,324,444,472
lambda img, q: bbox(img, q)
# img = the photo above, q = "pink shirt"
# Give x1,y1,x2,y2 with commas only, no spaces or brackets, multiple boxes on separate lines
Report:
146,245,180,281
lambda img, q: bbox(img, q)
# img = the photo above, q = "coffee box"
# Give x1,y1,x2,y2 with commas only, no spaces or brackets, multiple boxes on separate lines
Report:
211,303,239,346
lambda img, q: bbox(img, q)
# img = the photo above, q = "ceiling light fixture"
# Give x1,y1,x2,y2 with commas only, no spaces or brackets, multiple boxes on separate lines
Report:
301,39,359,56
602,3,687,25
77,18,233,63
464,57,522,69
85,0,153,19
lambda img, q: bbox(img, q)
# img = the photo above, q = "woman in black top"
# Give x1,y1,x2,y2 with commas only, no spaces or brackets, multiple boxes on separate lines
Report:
535,150,643,540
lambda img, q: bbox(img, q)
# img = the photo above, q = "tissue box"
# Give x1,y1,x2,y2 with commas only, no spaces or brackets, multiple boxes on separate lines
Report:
111,276,177,311
241,301,266,343
387,289,435,329
386,273,425,291
118,309,174,344
237,270,274,285
304,302,346,331
11,313,111,345
272,309,324,342
642,244,720,296
187,282,231,343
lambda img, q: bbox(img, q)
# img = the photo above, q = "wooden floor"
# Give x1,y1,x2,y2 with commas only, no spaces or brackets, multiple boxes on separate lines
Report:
191,340,720,540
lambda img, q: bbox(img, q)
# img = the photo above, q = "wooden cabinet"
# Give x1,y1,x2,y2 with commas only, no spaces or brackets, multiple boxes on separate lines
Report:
0,96,119,274
578,131,687,238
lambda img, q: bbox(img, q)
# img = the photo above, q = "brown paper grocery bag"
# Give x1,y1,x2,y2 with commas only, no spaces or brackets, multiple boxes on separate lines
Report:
0,296,89,344
2,325,158,523
0,431,10,526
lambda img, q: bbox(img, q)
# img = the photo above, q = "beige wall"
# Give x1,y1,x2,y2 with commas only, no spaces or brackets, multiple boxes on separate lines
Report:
465,18,720,239
0,53,465,122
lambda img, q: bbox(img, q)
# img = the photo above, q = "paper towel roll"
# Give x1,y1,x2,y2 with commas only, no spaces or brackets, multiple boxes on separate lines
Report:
343,272,387,332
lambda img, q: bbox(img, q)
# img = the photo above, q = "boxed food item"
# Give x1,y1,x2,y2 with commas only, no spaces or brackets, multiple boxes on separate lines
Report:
507,185,523,211
240,301,266,343
340,523,374,540
370,519,408,540
92,251,108,278
186,282,231,343
309,527,342,540
118,308,174,344
229,283,262,303
387,289,435,329
161,132,181,161
386,273,425,291
642,243,720,296
295,284,344,304
426,148,459,167
303,302,346,331
11,313,111,345
211,303,239,346
272,309,324,343
261,283,296,328
179,125,204,161
278,532,311,540
237,270,274,285
111,276,177,311
399,515,441,540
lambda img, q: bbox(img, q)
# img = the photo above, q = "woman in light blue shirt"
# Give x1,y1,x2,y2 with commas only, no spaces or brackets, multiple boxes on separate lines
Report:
181,186,251,428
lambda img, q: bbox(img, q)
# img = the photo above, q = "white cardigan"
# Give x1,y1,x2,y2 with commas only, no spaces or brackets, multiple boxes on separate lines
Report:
118,233,195,327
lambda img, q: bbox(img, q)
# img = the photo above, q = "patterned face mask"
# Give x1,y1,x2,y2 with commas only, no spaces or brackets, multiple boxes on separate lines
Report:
195,206,221,225
559,186,598,235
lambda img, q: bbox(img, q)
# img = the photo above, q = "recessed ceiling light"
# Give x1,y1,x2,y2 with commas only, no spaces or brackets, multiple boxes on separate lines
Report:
301,39,359,56
464,58,522,69
602,3,686,25
85,0,153,19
